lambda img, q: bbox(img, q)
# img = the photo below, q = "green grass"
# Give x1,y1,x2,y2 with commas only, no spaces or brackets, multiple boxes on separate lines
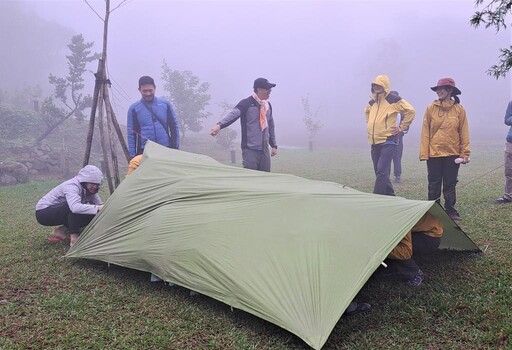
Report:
1,140,511,349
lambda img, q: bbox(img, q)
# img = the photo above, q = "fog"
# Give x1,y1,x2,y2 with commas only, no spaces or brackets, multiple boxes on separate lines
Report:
4,0,512,147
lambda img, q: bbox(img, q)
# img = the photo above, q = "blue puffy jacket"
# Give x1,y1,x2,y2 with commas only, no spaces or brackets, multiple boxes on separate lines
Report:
127,97,180,158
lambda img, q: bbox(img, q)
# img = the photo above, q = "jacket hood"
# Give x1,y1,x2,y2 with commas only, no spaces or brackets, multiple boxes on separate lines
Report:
371,75,390,96
76,165,103,184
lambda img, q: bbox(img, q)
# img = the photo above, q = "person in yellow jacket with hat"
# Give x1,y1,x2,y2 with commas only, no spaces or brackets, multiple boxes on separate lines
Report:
365,75,415,195
420,77,470,221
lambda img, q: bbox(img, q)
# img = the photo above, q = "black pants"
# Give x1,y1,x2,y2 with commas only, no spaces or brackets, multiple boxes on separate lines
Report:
36,204,95,234
387,233,442,278
392,133,404,178
427,156,460,215
242,148,271,172
371,143,396,196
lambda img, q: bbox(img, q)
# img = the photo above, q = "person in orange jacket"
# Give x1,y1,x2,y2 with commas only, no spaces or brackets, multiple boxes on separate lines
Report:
420,78,470,221
384,212,444,286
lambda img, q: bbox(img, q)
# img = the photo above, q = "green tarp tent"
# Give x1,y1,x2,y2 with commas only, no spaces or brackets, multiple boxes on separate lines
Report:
66,141,479,349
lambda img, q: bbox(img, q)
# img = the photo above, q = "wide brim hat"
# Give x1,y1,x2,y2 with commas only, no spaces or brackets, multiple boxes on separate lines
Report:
431,77,461,95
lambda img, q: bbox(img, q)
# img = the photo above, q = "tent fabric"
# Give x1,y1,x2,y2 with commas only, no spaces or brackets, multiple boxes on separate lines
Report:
66,141,479,349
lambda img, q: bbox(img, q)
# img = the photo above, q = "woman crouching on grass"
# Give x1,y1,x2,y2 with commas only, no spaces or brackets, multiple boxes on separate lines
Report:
35,165,104,247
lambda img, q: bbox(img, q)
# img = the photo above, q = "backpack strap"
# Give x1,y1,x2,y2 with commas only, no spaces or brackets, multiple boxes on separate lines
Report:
141,101,172,146
132,109,143,156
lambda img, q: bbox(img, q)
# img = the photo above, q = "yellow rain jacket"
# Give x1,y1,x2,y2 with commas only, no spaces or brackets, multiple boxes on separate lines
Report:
365,75,415,145
419,99,470,160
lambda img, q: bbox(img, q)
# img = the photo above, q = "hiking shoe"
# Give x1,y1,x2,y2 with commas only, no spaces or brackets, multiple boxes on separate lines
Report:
406,271,424,287
378,266,401,277
495,197,511,204
449,213,462,221
394,176,401,184
343,301,372,316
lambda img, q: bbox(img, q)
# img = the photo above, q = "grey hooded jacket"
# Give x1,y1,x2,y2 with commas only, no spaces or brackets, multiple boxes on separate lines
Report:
35,165,104,215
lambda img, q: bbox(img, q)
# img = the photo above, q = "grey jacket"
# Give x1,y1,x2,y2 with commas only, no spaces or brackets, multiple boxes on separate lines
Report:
218,96,277,151
35,165,104,215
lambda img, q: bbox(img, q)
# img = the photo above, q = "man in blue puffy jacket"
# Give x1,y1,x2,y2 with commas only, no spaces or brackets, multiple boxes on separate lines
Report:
127,76,180,159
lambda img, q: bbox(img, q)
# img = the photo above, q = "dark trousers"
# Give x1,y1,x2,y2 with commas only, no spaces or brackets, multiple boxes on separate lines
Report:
242,148,271,172
427,156,460,215
392,133,404,177
387,233,441,278
36,204,95,234
371,143,396,195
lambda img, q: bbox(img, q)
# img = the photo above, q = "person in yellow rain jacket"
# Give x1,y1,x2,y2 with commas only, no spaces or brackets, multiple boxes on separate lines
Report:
385,212,444,286
126,155,142,176
365,75,415,196
420,78,470,221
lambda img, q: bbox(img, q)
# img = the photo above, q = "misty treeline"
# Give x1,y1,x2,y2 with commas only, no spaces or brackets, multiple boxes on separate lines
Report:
2,0,512,149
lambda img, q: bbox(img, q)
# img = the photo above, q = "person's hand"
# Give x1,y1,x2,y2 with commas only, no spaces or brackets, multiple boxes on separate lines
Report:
210,124,221,136
390,126,401,135
461,157,470,164
271,148,278,157
97,205,104,212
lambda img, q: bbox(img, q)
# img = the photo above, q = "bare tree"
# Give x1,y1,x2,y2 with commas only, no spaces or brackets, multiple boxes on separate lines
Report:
161,60,211,141
213,100,238,163
301,95,323,152
35,34,100,144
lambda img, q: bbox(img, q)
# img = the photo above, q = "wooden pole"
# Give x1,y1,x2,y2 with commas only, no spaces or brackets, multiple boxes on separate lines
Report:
83,0,129,190
83,59,103,167
103,87,130,162
104,84,120,187
97,88,114,193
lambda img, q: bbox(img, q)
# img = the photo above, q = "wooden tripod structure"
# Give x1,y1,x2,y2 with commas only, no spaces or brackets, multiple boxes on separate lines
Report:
83,0,130,194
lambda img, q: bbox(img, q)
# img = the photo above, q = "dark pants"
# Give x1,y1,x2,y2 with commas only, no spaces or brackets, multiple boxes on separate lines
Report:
392,133,404,178
387,233,441,278
242,148,271,172
427,156,460,215
371,143,396,195
36,204,95,234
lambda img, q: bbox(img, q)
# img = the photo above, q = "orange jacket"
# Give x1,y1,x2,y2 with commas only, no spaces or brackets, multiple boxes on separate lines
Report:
126,155,142,176
419,100,470,160
388,212,443,260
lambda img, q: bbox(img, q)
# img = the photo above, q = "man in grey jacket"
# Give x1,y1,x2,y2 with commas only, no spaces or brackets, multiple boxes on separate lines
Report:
210,78,278,172
35,165,104,247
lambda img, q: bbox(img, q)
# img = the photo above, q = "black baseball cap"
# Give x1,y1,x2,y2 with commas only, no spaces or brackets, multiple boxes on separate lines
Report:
253,77,276,89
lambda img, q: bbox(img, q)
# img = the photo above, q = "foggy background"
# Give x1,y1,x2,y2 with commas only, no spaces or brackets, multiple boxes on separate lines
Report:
2,0,511,148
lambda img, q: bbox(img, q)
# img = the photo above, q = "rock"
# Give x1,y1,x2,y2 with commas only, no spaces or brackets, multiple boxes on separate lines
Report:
0,174,18,186
0,161,29,184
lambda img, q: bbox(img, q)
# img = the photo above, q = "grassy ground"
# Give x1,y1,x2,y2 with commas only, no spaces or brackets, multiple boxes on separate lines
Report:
1,140,511,349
